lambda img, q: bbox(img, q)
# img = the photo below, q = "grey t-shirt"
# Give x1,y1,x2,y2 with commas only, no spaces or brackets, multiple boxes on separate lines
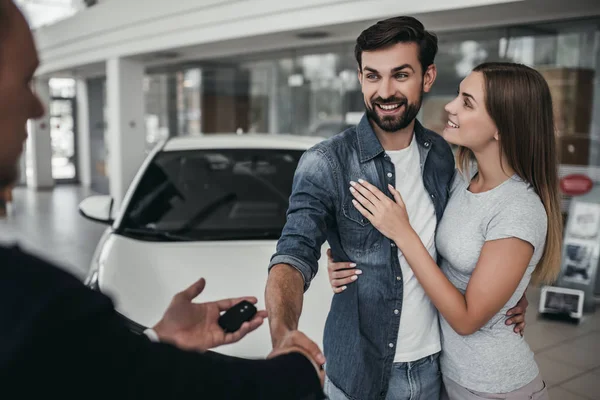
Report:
436,170,548,393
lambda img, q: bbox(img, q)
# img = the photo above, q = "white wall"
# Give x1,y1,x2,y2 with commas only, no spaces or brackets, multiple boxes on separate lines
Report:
34,0,525,75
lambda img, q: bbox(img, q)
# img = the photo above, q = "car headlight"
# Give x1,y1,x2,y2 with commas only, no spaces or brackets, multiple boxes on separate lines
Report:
84,228,112,291
84,270,99,291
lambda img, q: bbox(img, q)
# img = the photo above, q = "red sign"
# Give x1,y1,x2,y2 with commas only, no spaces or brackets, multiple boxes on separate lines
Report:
560,174,593,196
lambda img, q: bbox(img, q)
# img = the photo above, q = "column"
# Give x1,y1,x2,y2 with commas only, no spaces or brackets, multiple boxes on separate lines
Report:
268,61,279,134
76,79,92,188
27,78,54,190
106,57,146,209
87,78,109,194
166,73,179,137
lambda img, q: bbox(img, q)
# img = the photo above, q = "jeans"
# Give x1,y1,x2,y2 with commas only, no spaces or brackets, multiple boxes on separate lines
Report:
325,352,442,400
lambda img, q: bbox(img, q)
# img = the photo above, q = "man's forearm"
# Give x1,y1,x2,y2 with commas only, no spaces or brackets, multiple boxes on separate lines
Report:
265,263,305,347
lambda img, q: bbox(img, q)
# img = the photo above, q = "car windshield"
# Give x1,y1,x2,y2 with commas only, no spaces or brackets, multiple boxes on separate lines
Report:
119,148,305,241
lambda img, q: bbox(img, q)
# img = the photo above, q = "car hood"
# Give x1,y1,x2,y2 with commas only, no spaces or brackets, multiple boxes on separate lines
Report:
98,234,333,358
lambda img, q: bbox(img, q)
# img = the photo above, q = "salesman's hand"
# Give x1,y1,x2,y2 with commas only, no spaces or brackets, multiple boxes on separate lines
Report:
268,330,326,386
153,278,268,352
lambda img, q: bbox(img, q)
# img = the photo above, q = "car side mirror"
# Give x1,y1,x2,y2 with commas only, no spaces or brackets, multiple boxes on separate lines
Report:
79,195,114,225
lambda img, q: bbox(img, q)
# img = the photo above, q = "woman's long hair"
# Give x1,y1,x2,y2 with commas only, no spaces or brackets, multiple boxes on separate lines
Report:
456,62,562,284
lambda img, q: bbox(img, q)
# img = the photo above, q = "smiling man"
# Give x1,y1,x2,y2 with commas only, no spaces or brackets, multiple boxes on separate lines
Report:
265,16,528,400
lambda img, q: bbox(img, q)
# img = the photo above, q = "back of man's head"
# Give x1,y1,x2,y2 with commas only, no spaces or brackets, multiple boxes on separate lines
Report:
354,16,438,74
0,0,45,188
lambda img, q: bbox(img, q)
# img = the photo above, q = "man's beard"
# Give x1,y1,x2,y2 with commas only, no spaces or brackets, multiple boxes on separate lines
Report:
366,90,423,132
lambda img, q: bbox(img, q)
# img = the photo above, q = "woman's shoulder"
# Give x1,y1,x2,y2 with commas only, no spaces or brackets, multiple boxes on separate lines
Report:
488,178,548,242
450,168,472,193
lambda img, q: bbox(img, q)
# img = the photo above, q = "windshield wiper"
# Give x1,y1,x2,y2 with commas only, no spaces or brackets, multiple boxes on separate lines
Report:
121,228,195,242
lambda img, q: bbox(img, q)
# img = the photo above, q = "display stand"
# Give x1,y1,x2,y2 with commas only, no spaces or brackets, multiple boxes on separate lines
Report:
540,187,600,320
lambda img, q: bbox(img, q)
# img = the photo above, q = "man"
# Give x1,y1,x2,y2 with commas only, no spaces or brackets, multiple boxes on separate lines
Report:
0,1,325,398
265,16,528,400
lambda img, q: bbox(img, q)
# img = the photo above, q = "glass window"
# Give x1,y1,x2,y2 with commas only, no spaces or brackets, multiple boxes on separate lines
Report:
178,69,202,135
49,99,76,180
145,74,170,150
49,78,76,98
120,148,305,241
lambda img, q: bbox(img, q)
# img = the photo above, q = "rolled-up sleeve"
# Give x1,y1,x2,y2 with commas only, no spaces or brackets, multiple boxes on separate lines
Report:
268,148,338,291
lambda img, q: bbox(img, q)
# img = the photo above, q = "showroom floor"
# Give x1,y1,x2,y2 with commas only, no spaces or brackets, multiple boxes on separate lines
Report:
1,186,599,399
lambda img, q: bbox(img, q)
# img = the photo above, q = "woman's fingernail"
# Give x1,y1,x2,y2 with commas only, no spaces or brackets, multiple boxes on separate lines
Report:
349,263,357,267
355,270,362,275
506,319,512,325
350,186,355,192
342,286,347,290
358,179,364,183
349,181,356,186
351,275,358,281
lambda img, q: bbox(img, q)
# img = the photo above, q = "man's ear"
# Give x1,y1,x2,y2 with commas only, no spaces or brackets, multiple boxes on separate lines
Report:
423,64,437,93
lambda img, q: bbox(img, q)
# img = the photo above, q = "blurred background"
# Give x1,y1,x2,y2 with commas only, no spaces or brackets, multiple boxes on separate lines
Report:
13,0,600,198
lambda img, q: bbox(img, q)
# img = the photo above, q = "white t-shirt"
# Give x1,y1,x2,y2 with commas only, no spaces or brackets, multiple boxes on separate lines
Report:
386,135,441,363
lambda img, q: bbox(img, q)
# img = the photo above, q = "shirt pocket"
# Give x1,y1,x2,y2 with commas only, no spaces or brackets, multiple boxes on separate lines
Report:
339,198,382,257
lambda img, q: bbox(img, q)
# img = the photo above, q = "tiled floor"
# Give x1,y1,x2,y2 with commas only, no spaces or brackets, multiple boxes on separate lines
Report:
1,186,599,399
0,185,107,279
527,284,600,399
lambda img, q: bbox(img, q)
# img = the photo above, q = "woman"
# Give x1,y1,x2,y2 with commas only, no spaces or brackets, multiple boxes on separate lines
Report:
328,62,562,399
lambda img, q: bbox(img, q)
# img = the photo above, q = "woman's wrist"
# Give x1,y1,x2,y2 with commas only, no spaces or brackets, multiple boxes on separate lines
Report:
393,228,419,250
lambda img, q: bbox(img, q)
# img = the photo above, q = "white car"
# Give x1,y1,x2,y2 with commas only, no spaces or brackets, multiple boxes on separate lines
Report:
80,134,333,358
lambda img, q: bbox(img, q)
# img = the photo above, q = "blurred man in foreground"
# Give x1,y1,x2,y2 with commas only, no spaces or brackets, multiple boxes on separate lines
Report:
0,1,325,398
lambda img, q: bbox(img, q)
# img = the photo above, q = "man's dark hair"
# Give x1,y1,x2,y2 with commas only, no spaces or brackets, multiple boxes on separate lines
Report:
354,16,438,74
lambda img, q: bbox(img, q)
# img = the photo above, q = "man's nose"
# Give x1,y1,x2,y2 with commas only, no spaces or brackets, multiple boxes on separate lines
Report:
377,78,394,100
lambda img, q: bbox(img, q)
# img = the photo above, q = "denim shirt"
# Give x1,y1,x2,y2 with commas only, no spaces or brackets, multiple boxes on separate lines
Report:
269,114,455,400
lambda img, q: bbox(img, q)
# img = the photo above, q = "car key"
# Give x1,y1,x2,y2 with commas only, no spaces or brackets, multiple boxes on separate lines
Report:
218,300,257,333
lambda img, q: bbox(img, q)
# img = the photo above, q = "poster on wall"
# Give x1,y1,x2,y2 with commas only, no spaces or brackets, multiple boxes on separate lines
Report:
562,240,596,286
567,202,600,240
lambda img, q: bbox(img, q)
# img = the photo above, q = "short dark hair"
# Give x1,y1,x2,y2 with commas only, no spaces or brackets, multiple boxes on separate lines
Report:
354,16,438,74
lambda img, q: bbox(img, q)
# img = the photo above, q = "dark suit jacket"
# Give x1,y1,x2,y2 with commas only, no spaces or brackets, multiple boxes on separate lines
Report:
0,245,323,399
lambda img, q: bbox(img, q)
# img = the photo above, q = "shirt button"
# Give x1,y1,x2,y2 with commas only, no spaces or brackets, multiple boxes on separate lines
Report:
424,141,430,147
388,343,394,348
387,172,393,178
430,193,436,199
391,243,396,247
396,276,402,281
394,309,399,315
380,392,386,397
